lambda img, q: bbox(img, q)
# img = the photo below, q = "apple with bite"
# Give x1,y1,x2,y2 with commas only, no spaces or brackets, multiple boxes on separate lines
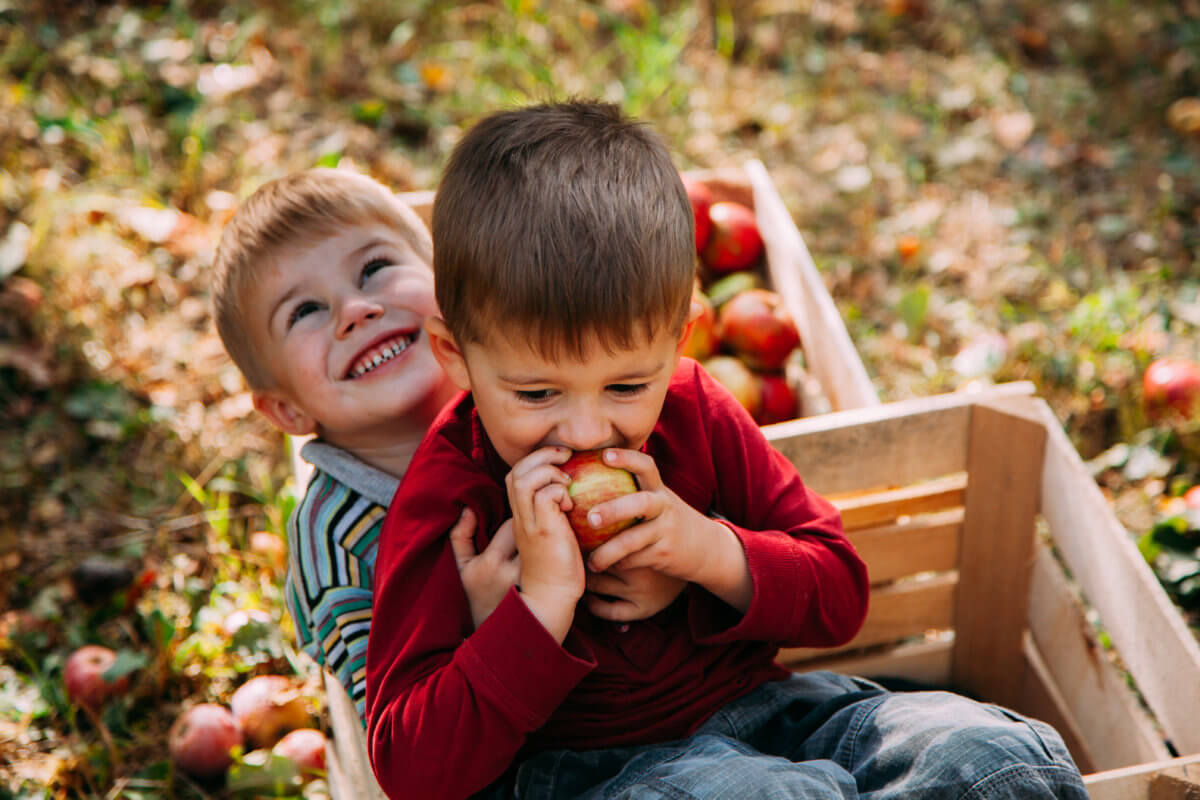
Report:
702,355,763,420
701,201,763,273
561,450,639,552
64,644,131,711
1143,357,1200,423
682,290,719,362
718,289,801,372
756,373,798,425
231,675,312,750
681,175,714,252
169,703,244,778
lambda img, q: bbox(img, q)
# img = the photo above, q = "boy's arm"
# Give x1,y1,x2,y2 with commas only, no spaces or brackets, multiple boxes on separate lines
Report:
365,464,594,800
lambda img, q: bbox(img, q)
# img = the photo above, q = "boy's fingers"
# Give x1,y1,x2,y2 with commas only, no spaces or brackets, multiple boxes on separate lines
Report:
599,448,663,491
584,593,639,622
448,507,478,569
587,526,655,573
484,519,519,560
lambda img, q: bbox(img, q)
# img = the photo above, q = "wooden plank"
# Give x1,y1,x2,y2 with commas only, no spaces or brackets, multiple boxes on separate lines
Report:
791,637,954,687
1150,765,1200,800
952,405,1045,710
1086,755,1200,800
323,671,385,800
849,508,962,585
744,159,879,411
1027,543,1169,770
764,382,1036,496
778,572,957,663
1022,396,1200,754
1021,631,1099,775
834,475,966,532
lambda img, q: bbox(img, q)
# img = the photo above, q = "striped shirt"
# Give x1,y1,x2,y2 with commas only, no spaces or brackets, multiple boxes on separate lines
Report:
284,440,400,722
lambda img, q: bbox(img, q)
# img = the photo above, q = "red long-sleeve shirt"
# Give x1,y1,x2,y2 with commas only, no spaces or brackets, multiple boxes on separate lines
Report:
365,359,868,799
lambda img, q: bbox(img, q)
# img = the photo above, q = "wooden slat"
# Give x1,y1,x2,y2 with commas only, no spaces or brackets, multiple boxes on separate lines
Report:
744,158,879,412
833,475,965,532
1027,543,1169,770
849,508,962,585
1004,396,1200,755
792,637,954,687
1020,631,1098,775
778,572,957,664
952,405,1045,710
764,382,1036,496
1085,754,1200,800
323,671,385,800
1150,764,1200,799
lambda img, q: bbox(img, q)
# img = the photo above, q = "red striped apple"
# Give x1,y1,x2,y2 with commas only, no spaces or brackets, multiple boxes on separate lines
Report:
231,675,312,750
562,450,639,552
717,289,801,372
64,645,131,711
701,201,763,273
272,727,328,781
681,175,713,252
756,373,798,425
170,703,244,778
703,355,763,420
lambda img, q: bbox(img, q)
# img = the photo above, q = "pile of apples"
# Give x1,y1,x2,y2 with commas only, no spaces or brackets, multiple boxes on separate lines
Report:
680,175,807,425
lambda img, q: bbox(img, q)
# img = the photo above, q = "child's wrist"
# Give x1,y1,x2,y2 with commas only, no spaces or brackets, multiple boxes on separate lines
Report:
518,586,579,642
695,518,753,612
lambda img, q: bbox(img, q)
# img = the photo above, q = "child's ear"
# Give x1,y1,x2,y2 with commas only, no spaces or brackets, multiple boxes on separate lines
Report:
425,317,473,392
252,391,319,436
674,299,703,356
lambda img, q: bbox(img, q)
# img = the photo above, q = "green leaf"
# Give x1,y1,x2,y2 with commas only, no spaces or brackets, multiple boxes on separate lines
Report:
102,649,147,682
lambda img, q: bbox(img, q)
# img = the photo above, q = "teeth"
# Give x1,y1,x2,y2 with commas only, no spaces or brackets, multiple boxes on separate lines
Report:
349,335,412,378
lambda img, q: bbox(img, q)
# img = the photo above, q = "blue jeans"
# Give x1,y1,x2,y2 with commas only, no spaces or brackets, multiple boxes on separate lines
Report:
491,671,1087,799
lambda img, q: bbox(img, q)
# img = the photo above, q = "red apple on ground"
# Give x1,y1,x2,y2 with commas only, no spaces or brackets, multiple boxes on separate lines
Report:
169,703,244,778
681,175,713,252
682,291,719,362
561,450,639,552
703,355,763,420
1143,357,1200,422
718,289,802,371
231,675,312,750
756,373,798,425
64,645,131,711
272,727,328,781
1184,485,1200,510
701,201,763,273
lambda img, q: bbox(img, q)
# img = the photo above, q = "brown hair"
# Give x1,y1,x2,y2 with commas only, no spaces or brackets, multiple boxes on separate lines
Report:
210,168,432,388
431,100,695,361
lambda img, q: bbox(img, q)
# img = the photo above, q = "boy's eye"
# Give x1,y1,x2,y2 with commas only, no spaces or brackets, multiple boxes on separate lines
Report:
287,301,320,328
515,389,556,403
360,257,393,285
608,383,648,397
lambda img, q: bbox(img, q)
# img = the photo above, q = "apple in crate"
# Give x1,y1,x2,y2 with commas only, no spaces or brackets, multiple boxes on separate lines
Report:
717,289,801,372
756,373,798,425
1143,356,1200,422
681,175,713,251
702,355,763,420
682,290,719,362
562,450,639,552
64,644,131,711
170,703,244,778
701,201,763,273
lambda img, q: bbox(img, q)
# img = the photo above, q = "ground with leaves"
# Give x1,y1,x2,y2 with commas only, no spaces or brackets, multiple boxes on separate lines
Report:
2,1,1200,796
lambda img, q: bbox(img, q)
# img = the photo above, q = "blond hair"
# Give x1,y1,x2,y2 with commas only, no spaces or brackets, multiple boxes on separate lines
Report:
211,168,432,388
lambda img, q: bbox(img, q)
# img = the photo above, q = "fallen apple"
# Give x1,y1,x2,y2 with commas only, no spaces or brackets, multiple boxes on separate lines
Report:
682,290,719,362
231,675,312,750
701,201,763,273
702,355,763,420
1143,357,1200,423
717,289,801,372
1184,485,1200,510
756,373,798,425
64,644,131,711
169,703,244,779
561,450,639,552
272,727,328,781
680,175,713,252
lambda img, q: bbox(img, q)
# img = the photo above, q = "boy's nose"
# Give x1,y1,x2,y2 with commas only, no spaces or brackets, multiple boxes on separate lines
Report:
556,407,613,453
336,296,383,338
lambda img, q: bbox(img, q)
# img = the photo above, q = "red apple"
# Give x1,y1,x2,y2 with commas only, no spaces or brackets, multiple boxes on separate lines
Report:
64,645,131,711
169,703,244,778
705,270,762,310
701,201,763,273
681,175,713,252
1184,485,1200,510
1143,357,1200,422
561,450,639,552
702,355,763,420
272,727,328,781
718,289,801,371
231,675,312,750
682,291,719,362
756,373,798,425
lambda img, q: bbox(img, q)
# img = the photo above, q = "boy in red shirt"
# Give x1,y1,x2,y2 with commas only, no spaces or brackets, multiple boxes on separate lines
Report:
365,101,1086,800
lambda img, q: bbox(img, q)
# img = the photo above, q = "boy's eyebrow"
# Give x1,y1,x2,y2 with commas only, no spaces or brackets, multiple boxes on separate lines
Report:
498,359,667,384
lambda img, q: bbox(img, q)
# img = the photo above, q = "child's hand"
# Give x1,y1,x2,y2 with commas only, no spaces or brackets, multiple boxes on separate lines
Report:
585,566,686,622
506,446,585,640
449,509,520,630
583,449,753,612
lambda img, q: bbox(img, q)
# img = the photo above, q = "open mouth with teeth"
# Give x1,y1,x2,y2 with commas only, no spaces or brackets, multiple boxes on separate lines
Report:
345,331,417,379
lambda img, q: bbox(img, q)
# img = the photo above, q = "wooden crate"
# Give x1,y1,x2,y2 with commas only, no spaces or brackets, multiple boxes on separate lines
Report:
763,386,1200,798
306,160,884,798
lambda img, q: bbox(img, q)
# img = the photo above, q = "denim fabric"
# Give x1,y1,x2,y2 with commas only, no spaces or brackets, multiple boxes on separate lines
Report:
491,671,1087,800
